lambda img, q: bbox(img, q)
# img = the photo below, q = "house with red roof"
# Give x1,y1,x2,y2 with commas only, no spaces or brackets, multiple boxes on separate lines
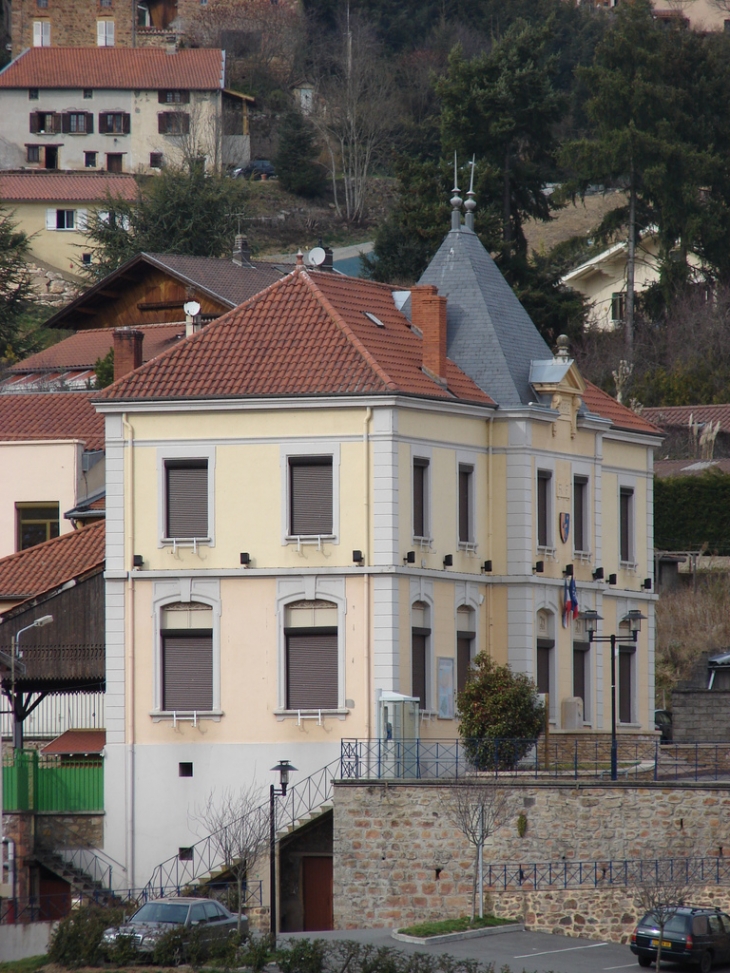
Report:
90,191,661,921
0,47,252,174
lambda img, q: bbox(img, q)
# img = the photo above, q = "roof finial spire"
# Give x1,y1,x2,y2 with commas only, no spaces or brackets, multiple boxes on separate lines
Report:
450,151,463,231
464,155,476,231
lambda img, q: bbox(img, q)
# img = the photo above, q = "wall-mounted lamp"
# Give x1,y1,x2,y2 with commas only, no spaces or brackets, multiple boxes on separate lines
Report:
592,567,604,581
239,552,251,566
404,551,416,564
608,573,617,585
533,560,544,574
443,554,453,568
133,554,144,568
352,550,364,565
481,560,492,573
563,564,574,577
643,577,652,590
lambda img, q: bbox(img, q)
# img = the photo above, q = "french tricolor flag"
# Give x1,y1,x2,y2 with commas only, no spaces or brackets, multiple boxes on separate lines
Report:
563,576,579,628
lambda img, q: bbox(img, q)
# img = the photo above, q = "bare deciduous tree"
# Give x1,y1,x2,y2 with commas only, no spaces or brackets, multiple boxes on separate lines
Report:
192,785,268,935
633,860,692,971
439,783,511,920
311,13,395,223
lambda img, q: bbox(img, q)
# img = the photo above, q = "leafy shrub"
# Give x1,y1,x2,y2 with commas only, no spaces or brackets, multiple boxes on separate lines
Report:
276,937,327,973
48,903,126,968
239,935,274,971
457,653,545,770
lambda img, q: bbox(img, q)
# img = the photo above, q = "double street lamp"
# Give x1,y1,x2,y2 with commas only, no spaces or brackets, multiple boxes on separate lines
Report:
579,609,645,781
269,759,296,947
10,615,53,750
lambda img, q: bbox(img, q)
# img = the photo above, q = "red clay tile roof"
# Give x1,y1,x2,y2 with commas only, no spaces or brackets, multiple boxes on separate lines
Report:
582,382,662,436
0,47,224,90
0,392,105,450
97,270,496,405
9,323,184,374
0,521,104,600
655,458,730,477
42,729,105,755
0,173,138,203
642,404,730,433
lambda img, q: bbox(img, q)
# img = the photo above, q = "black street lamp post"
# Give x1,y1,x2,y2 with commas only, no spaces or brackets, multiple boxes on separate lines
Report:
579,609,646,781
269,759,296,947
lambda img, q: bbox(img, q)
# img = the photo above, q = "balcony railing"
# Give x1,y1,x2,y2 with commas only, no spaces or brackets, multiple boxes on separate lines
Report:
3,749,103,812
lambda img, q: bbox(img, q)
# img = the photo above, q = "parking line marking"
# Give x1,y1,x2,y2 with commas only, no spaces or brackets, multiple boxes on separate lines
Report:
513,942,609,958
603,965,639,970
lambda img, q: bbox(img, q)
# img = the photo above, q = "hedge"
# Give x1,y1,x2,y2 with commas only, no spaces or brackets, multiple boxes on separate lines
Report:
654,470,730,554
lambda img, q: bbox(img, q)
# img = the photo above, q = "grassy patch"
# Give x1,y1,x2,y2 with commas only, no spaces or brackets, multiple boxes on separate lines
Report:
398,915,515,937
0,957,48,973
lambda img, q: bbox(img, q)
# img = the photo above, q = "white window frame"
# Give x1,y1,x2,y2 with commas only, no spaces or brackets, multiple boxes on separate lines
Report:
275,578,348,717
151,585,222,720
618,476,637,568
411,444,433,546
97,19,115,46
46,208,76,231
572,462,592,559
456,449,477,551
157,445,216,549
536,462,555,554
279,442,340,547
33,20,51,46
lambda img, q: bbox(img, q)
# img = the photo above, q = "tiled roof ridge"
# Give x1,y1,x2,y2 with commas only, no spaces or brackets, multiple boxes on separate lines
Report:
299,270,398,392
0,521,105,599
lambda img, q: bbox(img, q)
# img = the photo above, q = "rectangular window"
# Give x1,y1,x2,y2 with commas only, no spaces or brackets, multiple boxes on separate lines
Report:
33,21,51,46
97,19,115,45
573,642,589,720
166,460,208,539
620,487,634,563
63,112,93,134
178,762,193,777
286,630,338,709
289,457,333,536
99,112,129,135
619,647,634,723
16,503,59,551
537,470,552,548
573,475,588,553
536,638,553,696
54,209,75,230
29,88,39,100
159,90,190,104
37,0,49,7
85,151,97,168
413,458,429,539
83,89,93,99
162,632,212,710
150,151,163,168
158,111,191,135
30,111,57,134
611,292,626,323
26,145,40,163
458,464,473,545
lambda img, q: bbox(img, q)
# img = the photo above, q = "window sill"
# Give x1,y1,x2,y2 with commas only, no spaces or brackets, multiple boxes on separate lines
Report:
574,551,592,562
537,546,556,557
151,710,222,724
619,561,637,572
161,537,211,552
275,708,349,723
457,541,478,553
285,535,337,552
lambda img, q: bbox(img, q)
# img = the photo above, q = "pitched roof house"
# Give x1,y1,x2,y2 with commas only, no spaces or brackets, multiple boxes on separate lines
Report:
93,193,660,910
0,47,251,174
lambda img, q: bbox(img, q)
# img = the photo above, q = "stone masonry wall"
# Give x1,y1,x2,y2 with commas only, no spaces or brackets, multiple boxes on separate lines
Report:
673,690,730,743
11,0,134,55
333,781,730,937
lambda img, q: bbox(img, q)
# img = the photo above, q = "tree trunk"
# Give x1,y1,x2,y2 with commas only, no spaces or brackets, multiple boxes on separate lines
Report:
237,872,243,936
625,160,636,360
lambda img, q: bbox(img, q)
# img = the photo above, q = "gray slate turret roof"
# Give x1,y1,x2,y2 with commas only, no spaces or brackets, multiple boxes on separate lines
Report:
418,225,552,407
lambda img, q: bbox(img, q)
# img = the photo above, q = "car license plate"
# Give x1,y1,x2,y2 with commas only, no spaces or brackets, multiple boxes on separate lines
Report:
651,939,672,948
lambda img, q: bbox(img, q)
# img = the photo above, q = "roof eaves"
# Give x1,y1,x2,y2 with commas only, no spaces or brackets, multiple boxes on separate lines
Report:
0,562,105,619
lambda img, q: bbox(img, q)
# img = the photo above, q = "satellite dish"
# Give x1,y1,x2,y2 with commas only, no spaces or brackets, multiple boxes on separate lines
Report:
308,246,326,267
183,300,201,317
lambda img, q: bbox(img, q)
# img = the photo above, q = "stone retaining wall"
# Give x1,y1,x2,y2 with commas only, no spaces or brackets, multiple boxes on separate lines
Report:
333,780,730,934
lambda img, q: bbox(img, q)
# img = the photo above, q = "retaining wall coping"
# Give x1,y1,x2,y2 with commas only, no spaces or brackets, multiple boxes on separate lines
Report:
333,779,730,792
391,923,525,945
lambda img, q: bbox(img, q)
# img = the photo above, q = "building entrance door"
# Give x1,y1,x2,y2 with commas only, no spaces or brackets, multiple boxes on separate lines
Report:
302,856,333,931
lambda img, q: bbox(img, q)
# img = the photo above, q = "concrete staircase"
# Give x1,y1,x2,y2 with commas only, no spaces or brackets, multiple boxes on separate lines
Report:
34,848,119,906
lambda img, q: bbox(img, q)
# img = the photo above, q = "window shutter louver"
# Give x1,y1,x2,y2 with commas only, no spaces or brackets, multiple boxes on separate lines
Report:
166,462,208,538
76,209,87,231
97,20,106,45
86,113,94,133
61,113,70,134
107,20,115,45
33,21,42,45
289,459,332,535
29,112,39,133
158,112,169,134
162,633,213,711
99,113,108,134
46,208,56,230
286,632,337,709
122,112,131,134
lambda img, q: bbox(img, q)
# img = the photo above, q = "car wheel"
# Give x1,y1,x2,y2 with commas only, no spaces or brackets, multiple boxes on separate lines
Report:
637,957,651,968
699,949,713,973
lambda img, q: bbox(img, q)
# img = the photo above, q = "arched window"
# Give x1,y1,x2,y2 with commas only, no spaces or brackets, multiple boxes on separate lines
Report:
456,605,476,695
536,609,555,701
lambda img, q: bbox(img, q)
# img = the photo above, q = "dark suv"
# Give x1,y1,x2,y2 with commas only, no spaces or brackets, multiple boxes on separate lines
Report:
630,906,730,971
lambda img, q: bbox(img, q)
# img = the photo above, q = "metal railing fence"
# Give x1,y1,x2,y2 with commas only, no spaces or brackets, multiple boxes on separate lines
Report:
3,749,103,812
486,856,730,891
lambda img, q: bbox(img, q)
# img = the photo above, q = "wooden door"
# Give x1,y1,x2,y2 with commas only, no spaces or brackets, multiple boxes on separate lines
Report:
302,856,333,931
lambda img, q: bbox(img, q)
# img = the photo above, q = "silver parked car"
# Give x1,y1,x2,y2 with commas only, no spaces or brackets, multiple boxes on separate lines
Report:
101,897,243,955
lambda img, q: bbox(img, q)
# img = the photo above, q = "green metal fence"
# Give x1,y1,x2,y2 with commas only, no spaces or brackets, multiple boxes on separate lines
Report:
2,749,103,812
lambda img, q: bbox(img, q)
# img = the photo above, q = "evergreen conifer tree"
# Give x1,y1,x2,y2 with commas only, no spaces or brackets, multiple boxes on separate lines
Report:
274,108,326,198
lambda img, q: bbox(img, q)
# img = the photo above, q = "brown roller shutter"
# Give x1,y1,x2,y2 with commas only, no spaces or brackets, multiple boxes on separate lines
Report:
457,634,473,695
289,458,332,535
86,112,94,134
166,461,208,538
286,631,337,709
163,633,213,711
411,632,427,708
536,638,553,695
459,467,470,543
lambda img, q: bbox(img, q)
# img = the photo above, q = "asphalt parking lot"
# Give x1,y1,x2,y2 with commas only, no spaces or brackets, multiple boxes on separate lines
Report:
283,926,730,973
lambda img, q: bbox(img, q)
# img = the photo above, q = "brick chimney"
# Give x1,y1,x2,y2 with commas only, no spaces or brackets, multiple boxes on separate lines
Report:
411,284,448,383
232,233,253,268
113,327,143,382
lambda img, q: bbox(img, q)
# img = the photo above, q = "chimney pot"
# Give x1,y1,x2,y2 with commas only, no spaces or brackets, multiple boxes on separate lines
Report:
113,327,144,382
232,234,252,267
411,284,448,383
